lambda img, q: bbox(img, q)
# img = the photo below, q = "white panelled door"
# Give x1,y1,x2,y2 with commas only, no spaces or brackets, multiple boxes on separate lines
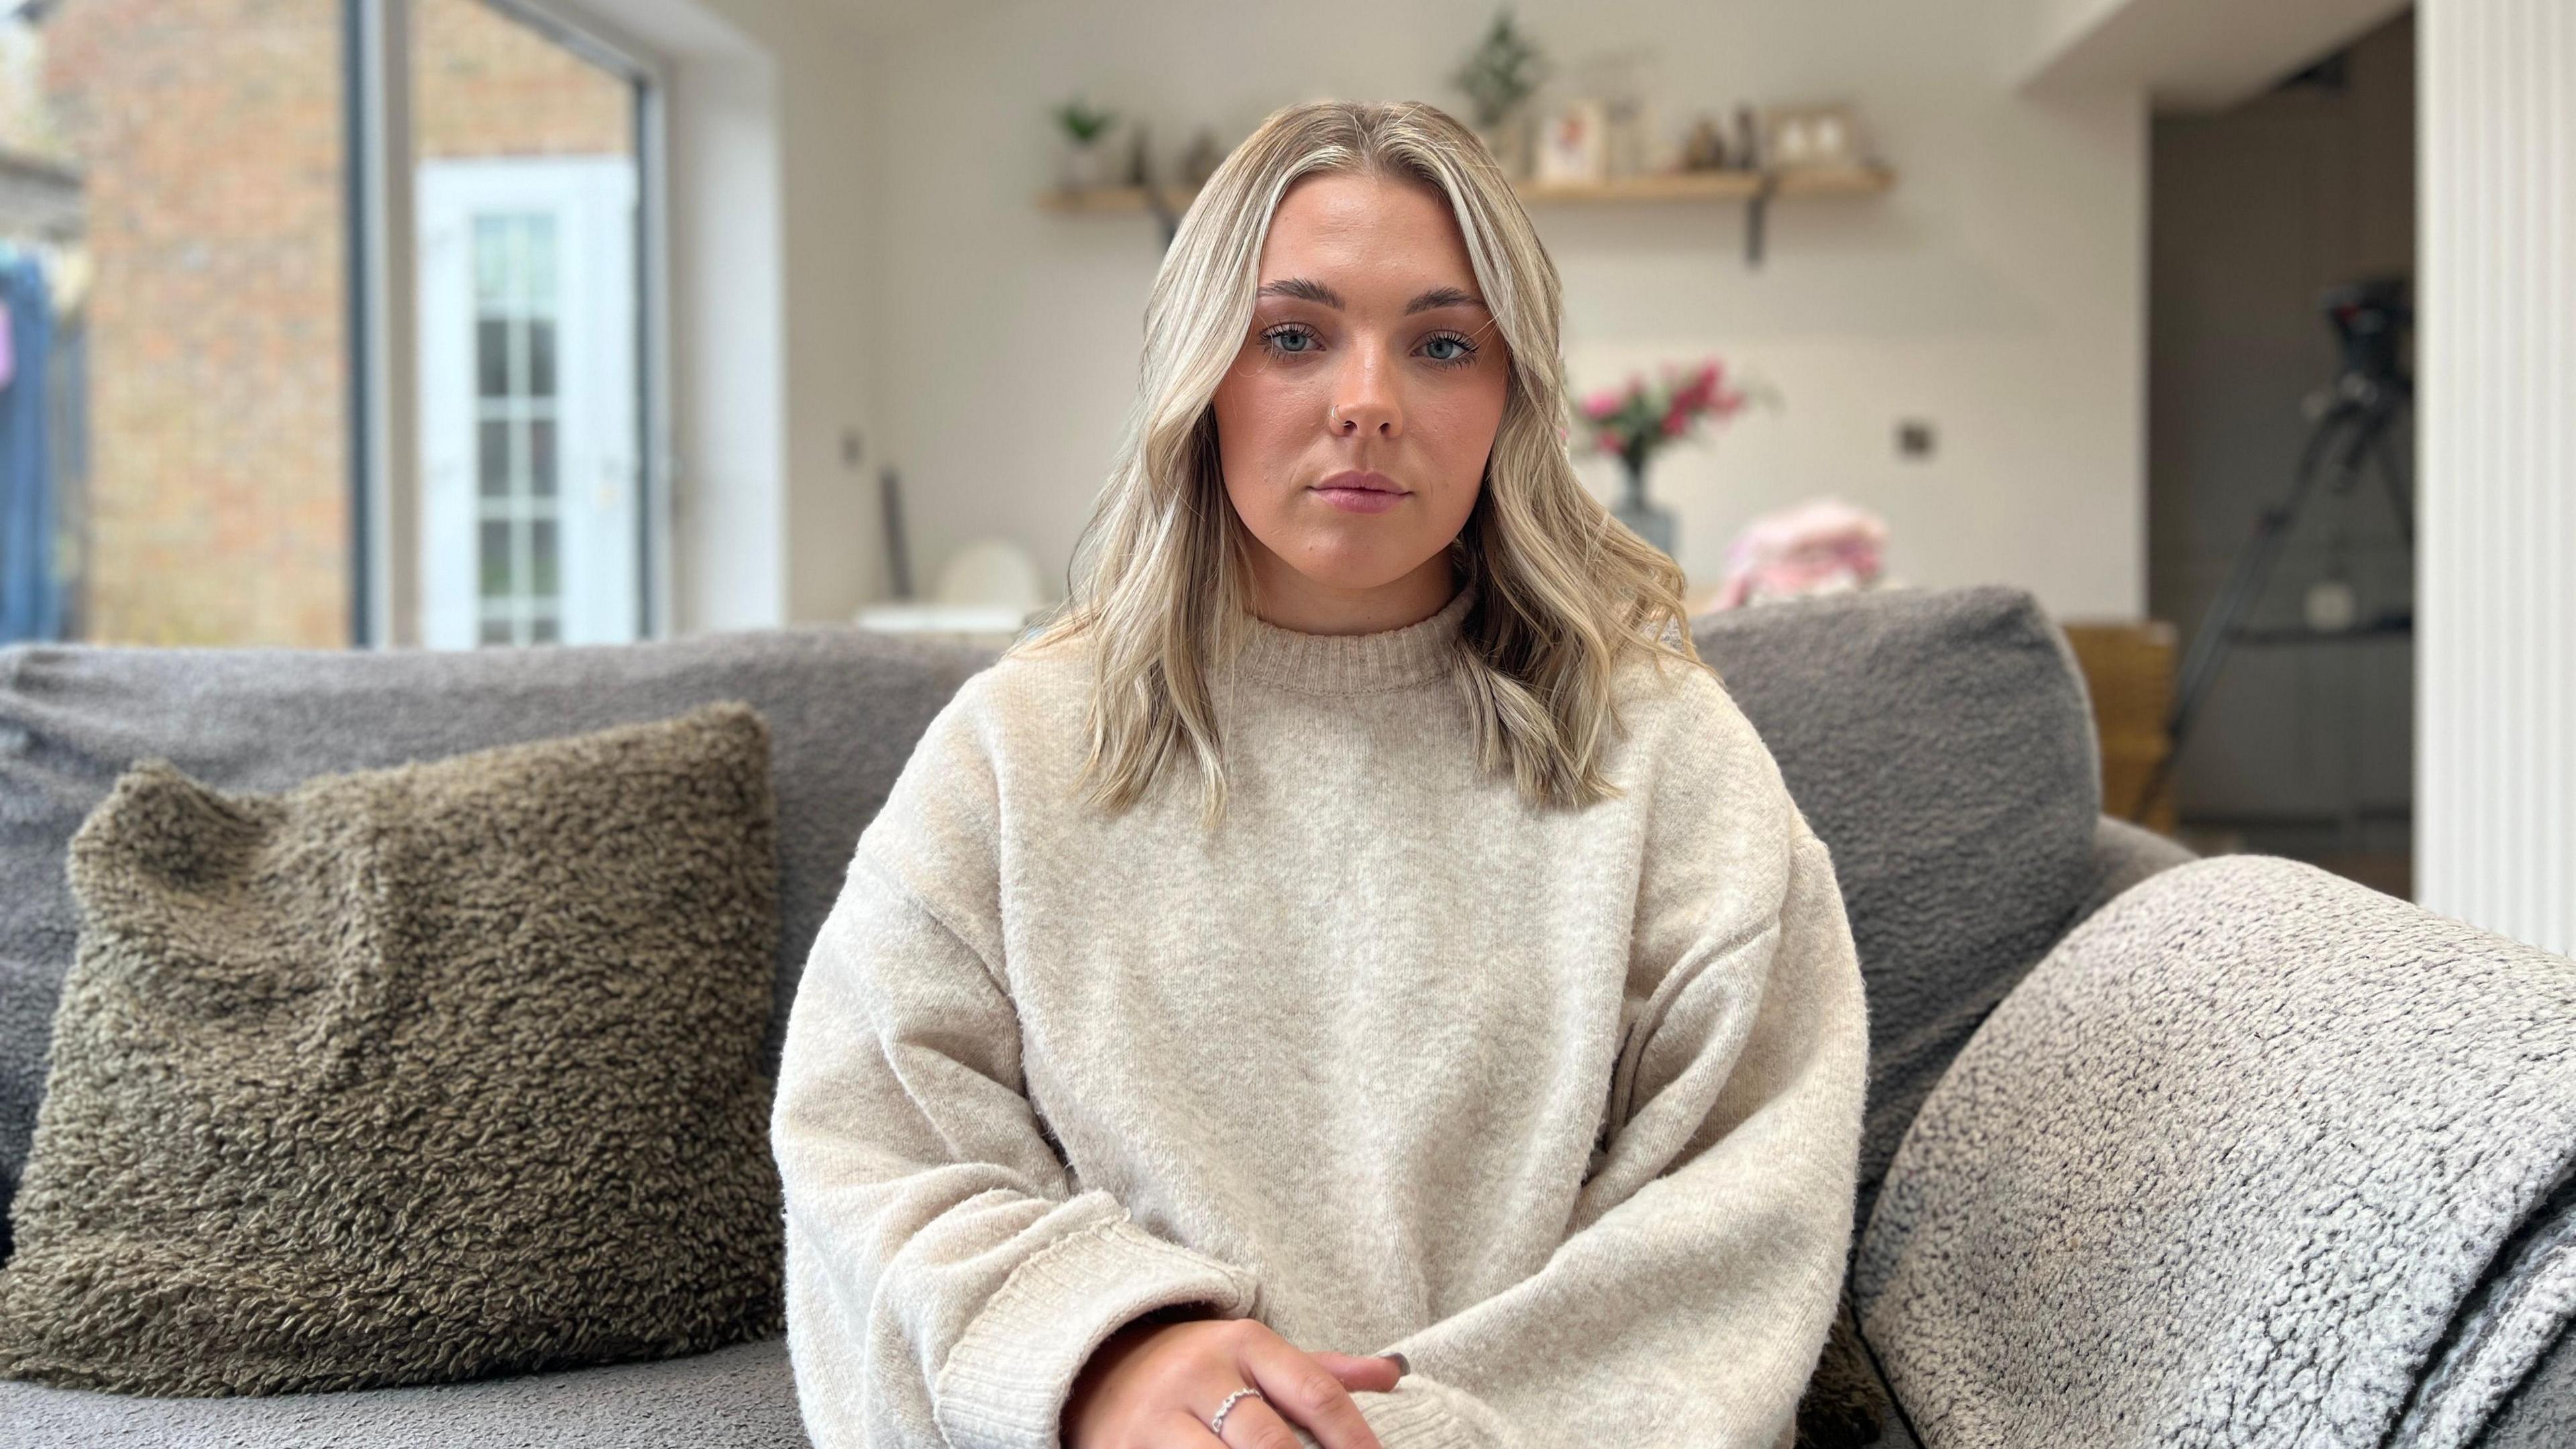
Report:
417,156,639,649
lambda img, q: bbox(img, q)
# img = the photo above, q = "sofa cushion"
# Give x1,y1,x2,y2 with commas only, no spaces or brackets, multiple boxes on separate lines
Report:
0,1336,809,1448
1,586,2096,1261
0,702,786,1394
1692,585,2100,1227
0,624,994,1258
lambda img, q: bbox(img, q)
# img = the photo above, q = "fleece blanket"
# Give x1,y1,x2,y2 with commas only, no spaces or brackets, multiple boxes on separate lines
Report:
1854,855,2576,1448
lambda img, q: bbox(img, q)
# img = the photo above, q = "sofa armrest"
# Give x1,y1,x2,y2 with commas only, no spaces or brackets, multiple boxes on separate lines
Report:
1854,856,2576,1447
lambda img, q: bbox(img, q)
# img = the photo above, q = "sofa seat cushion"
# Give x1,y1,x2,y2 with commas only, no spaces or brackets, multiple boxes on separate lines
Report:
0,1337,810,1448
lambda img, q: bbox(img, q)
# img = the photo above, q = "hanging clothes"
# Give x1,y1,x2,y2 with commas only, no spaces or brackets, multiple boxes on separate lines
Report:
0,252,58,644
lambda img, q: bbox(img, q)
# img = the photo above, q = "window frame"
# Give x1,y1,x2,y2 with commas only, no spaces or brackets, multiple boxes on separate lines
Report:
345,0,674,649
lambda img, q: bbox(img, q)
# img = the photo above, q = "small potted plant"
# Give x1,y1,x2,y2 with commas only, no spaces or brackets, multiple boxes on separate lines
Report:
1574,358,1776,557
1452,8,1547,180
1054,96,1120,194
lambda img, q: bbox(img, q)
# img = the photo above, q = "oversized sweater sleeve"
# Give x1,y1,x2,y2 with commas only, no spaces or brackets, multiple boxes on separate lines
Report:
769,680,1263,1449
1321,692,1872,1449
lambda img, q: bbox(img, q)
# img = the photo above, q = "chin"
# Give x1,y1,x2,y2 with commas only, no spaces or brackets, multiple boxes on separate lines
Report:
1278,545,1430,590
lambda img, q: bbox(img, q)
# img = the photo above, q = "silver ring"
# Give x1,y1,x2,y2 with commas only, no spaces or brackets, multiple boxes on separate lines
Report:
1209,1387,1264,1436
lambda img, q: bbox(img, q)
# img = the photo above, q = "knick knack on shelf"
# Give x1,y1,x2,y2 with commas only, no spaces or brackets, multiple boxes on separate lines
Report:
1054,96,1119,193
1452,8,1548,181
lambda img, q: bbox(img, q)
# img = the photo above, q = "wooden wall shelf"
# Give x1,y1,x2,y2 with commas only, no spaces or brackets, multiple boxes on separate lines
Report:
1037,164,1896,267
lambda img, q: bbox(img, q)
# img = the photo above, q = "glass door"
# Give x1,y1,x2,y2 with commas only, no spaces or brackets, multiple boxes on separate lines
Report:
410,0,647,649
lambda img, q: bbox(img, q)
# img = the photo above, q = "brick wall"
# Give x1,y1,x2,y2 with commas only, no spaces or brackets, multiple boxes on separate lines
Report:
44,0,348,646
416,0,628,159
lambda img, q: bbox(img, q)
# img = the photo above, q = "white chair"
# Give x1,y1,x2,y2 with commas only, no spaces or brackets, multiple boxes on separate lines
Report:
855,537,1050,645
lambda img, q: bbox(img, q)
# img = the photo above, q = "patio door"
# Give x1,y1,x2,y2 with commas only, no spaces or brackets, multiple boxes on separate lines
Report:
416,156,639,647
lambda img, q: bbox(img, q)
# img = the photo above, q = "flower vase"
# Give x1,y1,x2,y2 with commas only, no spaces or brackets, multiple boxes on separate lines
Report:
1612,453,1678,558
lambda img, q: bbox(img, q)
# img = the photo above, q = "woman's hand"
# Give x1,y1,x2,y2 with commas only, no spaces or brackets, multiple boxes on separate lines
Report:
1063,1311,1406,1448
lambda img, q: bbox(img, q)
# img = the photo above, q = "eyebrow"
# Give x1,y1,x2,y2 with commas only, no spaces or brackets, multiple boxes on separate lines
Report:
1256,278,1488,315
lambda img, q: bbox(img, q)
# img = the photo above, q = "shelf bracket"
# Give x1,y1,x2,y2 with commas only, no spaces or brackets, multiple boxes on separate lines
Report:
1745,170,1780,268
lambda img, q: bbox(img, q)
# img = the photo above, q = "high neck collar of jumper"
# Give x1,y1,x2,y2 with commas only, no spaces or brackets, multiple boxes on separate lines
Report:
1232,582,1478,696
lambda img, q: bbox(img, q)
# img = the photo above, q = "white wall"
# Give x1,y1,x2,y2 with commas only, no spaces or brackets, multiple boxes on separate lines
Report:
853,0,2148,621
595,0,879,633
2417,0,2576,954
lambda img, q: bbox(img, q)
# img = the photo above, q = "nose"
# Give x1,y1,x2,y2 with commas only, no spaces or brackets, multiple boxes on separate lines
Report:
1330,354,1401,438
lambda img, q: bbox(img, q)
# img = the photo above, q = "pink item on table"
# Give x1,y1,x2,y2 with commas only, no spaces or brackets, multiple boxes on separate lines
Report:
1712,498,1891,610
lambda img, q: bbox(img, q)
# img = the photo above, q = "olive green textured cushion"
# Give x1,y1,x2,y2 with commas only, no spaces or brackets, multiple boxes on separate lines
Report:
0,700,785,1395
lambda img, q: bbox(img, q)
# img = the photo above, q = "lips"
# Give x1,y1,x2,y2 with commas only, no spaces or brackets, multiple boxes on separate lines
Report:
1310,472,1407,514
1315,470,1405,494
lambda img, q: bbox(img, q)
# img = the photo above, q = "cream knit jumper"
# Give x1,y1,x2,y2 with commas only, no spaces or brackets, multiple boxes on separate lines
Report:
771,581,1870,1449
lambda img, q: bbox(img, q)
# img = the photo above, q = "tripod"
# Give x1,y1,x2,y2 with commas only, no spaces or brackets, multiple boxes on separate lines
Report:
2131,283,2416,824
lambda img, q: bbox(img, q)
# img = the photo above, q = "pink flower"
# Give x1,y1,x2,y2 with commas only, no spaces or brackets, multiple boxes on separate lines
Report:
1670,361,1722,415
1573,357,1763,461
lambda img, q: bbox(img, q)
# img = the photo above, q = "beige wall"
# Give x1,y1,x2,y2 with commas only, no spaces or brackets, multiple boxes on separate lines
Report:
607,0,877,633
849,0,2150,621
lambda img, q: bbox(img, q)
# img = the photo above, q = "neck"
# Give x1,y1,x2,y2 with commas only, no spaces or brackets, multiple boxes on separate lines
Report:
1230,577,1478,696
1244,555,1462,637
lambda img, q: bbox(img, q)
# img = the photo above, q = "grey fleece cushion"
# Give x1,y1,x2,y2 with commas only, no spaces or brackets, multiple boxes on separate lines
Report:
1691,584,2101,1225
1856,855,2576,1448
0,623,989,1258
0,701,786,1395
2480,1324,2576,1448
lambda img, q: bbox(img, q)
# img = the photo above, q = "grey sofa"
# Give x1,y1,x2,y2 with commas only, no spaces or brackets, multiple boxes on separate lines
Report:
1,584,2567,1448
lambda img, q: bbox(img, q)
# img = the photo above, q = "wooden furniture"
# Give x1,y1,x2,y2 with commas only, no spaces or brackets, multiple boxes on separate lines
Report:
2060,621,2180,835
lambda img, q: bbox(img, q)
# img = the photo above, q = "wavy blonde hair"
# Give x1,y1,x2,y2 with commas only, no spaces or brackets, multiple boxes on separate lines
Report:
1012,98,1709,827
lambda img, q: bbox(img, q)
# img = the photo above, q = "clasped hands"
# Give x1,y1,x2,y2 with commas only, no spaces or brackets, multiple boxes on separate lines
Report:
1063,1308,1409,1448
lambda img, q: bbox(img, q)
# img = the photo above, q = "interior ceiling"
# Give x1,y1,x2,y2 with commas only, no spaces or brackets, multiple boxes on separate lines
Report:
2022,0,2415,113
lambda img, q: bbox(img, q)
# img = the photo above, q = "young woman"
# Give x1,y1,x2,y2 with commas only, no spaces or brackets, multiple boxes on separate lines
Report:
771,99,1868,1449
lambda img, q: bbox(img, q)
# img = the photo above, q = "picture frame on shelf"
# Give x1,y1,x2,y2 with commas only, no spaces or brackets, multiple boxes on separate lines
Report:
1535,99,1608,186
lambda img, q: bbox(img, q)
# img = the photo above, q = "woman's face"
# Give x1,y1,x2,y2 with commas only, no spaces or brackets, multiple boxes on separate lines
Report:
1211,168,1511,623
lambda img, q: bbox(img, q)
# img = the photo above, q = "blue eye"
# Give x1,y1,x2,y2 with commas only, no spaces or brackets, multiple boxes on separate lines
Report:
1258,323,1320,357
1255,323,1481,368
1422,332,1479,368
